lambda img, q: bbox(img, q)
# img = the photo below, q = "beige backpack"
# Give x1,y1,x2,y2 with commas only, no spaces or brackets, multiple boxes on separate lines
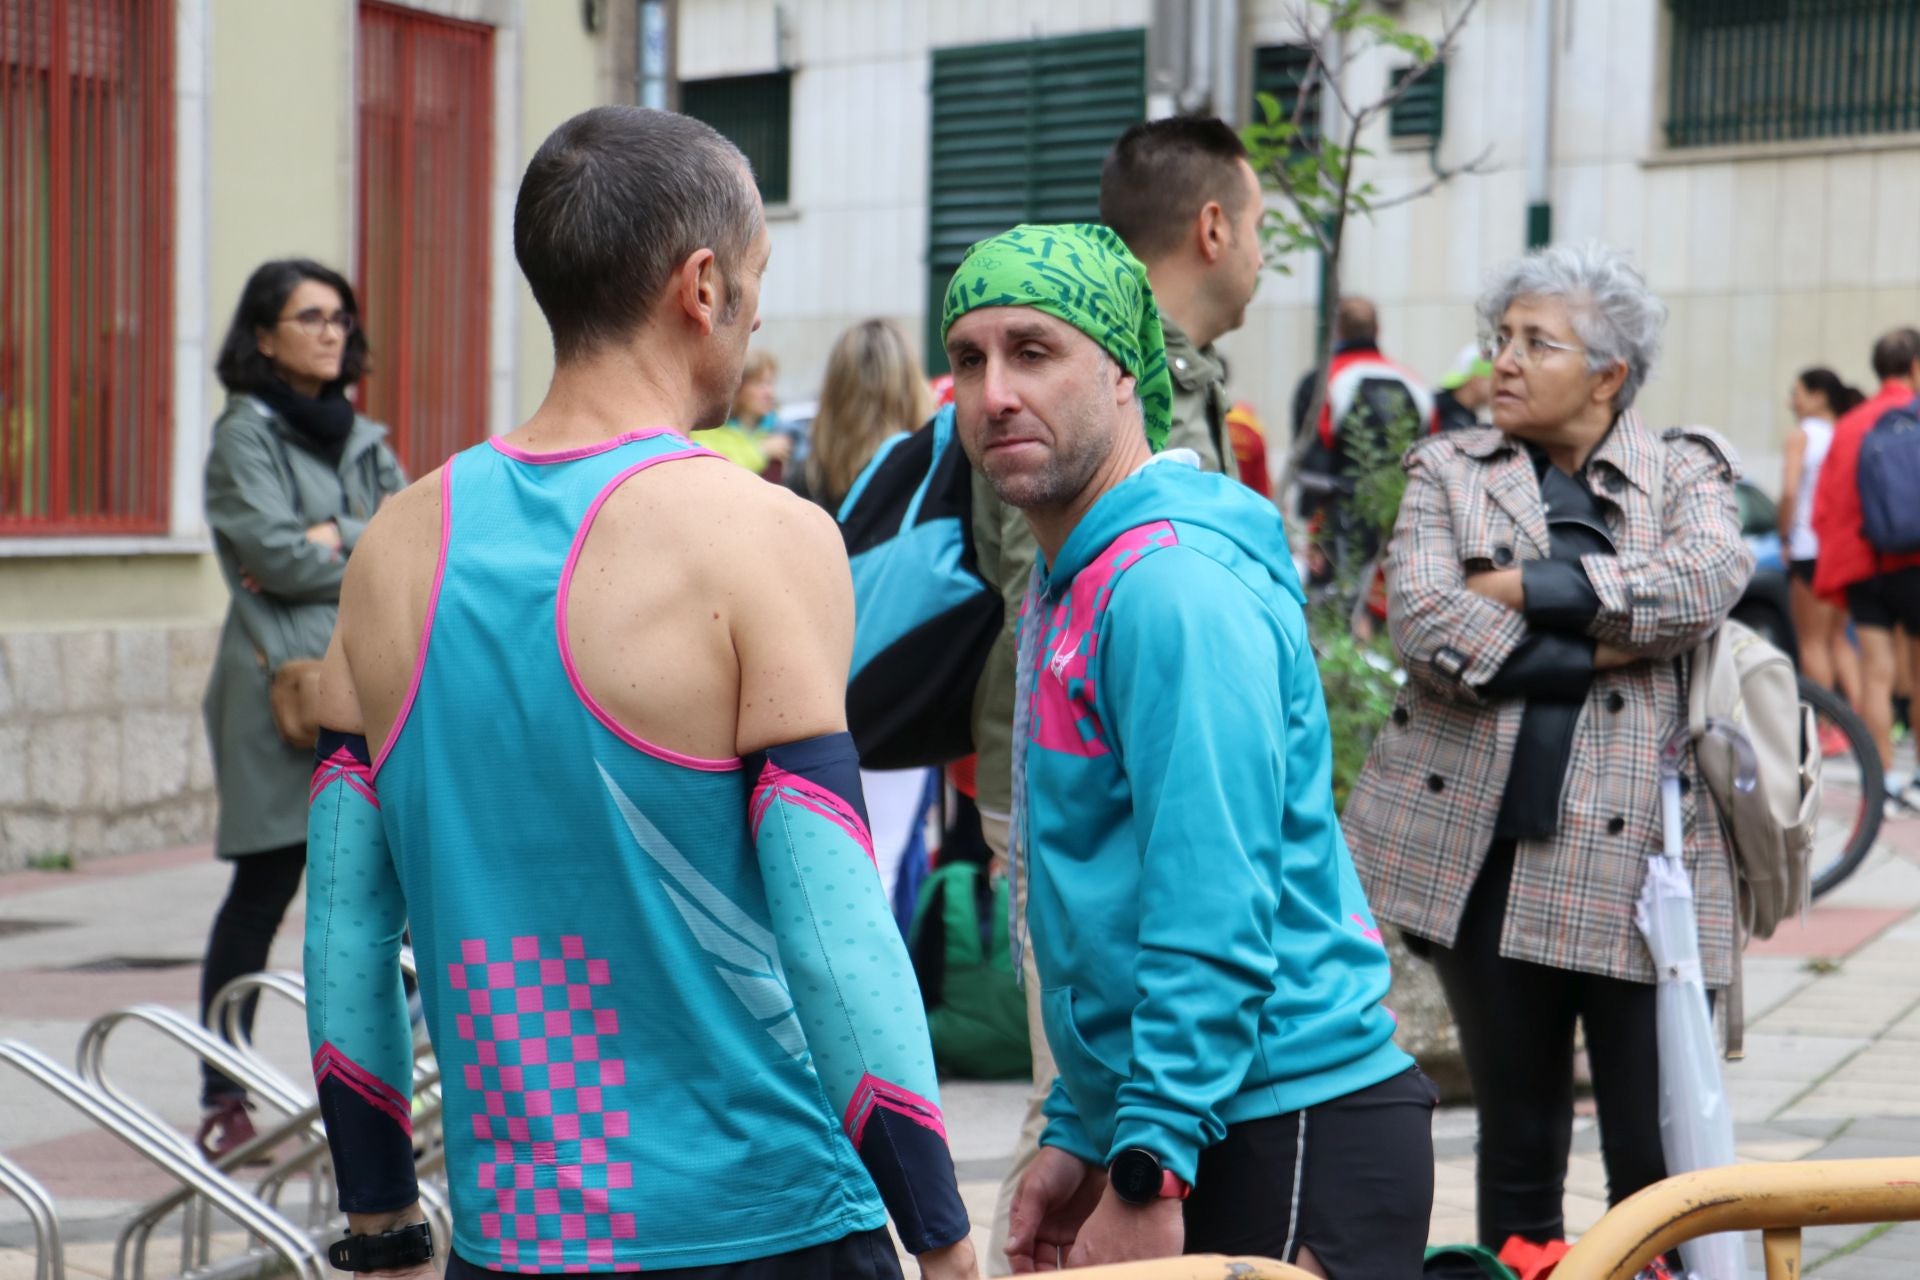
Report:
1656,431,1822,1055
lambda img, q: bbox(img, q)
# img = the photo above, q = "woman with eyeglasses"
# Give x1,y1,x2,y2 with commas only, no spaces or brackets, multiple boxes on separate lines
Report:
197,259,406,1157
1343,242,1752,1262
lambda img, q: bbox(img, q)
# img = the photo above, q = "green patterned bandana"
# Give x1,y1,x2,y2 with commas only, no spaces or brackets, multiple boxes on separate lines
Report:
941,223,1173,452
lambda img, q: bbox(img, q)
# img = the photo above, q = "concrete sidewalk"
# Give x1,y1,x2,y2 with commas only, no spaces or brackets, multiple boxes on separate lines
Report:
4,811,1920,1279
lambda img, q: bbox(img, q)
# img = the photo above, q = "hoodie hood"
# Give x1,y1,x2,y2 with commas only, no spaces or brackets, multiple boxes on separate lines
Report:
1047,456,1306,606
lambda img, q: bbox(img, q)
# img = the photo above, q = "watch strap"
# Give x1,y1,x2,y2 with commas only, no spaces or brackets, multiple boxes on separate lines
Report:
1159,1169,1192,1200
327,1222,434,1273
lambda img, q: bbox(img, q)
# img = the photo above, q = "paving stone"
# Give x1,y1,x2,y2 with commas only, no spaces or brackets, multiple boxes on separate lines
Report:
25,717,87,811
1739,953,1820,1020
57,632,111,715
4,634,63,715
118,709,191,806
109,630,169,708
0,815,70,872
0,724,26,807
83,715,118,810
1747,906,1908,959
1821,853,1920,910
186,730,215,792
1724,1032,1866,1085
1735,1080,1813,1124
167,627,218,708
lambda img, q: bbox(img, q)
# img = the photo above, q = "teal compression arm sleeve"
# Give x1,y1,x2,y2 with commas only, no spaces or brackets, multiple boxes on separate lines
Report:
305,729,418,1213
747,732,968,1255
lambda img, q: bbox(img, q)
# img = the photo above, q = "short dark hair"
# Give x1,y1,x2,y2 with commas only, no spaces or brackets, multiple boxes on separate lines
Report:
1871,327,1920,380
514,106,762,363
1099,115,1251,262
215,259,369,394
1335,295,1379,344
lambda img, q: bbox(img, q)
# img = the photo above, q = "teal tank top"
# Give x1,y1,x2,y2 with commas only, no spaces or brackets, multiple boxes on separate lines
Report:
373,430,885,1271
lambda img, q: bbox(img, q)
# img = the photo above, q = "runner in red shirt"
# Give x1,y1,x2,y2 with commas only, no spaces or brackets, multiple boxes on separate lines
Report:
1812,327,1920,810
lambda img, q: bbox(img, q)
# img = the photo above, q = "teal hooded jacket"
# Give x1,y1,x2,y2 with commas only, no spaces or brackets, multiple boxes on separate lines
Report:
1015,457,1410,1185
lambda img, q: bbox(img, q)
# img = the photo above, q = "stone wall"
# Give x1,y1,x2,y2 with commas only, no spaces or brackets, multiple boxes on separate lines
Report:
0,625,220,870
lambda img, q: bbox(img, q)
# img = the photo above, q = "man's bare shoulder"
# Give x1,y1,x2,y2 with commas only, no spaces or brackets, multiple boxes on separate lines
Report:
350,465,446,572
598,454,846,581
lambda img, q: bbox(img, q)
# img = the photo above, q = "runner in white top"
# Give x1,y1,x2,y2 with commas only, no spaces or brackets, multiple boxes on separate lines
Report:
1779,367,1865,729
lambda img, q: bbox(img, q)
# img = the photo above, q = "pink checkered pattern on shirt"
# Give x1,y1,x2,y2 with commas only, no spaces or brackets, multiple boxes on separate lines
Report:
451,935,637,1273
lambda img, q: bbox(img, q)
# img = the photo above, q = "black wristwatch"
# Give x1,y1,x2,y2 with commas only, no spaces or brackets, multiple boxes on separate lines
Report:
327,1222,434,1273
1108,1147,1191,1205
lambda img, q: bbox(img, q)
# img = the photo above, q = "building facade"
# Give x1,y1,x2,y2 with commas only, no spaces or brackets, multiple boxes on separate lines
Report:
4,0,1918,865
0,0,626,866
679,0,1920,476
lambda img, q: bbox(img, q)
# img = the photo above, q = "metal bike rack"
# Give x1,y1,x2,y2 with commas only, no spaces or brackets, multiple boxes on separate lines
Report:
0,1152,64,1280
207,971,310,1105
4,951,447,1280
75,1003,325,1280
77,1004,311,1136
0,1040,326,1280
197,970,453,1267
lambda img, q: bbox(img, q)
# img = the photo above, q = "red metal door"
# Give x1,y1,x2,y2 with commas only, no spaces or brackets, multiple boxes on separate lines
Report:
0,0,173,535
356,1,492,480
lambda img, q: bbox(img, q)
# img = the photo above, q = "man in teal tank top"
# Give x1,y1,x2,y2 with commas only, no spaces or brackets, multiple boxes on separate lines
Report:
304,107,975,1280
943,225,1434,1276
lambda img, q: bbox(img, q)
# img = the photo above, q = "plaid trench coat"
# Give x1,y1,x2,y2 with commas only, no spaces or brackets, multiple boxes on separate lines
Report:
1343,412,1753,987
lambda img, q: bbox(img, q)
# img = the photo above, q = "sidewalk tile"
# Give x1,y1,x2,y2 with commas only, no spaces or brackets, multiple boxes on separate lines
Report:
1745,906,1907,959
1816,853,1920,910
1723,1032,1866,1085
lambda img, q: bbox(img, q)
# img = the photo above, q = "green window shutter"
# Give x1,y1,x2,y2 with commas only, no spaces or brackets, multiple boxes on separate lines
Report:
681,71,792,204
1388,63,1446,142
926,29,1146,373
1250,44,1322,149
1665,0,1920,148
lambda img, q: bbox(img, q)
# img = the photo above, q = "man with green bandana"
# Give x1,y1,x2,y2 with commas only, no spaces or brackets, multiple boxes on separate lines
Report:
946,222,1432,1274
972,117,1267,1274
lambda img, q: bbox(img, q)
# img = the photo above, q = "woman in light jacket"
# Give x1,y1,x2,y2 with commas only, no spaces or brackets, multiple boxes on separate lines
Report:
199,260,405,1156
1343,242,1753,1256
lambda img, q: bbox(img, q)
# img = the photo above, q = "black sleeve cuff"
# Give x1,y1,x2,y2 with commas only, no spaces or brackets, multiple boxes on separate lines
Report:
1522,559,1603,632
856,1105,971,1255
317,1076,420,1216
1479,629,1597,702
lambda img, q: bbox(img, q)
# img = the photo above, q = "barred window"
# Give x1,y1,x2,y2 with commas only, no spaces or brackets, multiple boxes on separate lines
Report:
681,71,792,206
1,0,174,535
1666,0,1920,148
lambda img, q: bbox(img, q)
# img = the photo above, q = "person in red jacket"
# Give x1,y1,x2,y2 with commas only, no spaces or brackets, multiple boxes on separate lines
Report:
1813,327,1920,811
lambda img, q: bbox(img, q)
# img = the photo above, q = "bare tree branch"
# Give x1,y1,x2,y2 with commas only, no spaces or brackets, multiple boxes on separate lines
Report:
1364,143,1498,213
1246,0,1491,504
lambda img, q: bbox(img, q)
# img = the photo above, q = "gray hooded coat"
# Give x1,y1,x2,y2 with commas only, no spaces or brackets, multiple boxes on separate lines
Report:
201,394,405,856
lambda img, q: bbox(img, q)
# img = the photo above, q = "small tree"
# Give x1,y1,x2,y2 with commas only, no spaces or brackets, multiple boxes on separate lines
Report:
1241,0,1491,494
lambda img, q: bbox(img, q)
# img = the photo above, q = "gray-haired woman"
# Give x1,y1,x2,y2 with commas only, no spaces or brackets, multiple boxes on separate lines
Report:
1343,242,1753,1255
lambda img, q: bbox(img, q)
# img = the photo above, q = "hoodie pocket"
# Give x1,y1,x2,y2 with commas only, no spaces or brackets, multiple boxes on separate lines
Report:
1041,985,1130,1101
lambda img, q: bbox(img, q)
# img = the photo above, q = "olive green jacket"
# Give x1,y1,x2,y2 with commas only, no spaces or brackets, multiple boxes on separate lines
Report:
968,316,1229,819
201,394,406,856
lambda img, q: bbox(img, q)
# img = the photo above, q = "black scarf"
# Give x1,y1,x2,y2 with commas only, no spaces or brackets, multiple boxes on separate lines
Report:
257,380,355,463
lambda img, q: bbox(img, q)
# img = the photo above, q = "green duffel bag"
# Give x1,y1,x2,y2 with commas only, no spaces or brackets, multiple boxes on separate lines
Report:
908,860,1030,1080
1423,1244,1519,1280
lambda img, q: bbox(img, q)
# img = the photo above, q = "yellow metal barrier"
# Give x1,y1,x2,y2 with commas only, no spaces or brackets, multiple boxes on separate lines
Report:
1555,1157,1920,1279
1060,1258,1313,1278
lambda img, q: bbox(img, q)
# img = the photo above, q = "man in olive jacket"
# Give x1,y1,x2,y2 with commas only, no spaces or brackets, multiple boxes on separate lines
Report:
977,114,1267,1272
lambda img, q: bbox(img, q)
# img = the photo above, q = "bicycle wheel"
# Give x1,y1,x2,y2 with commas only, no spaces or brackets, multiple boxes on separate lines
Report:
1799,676,1885,899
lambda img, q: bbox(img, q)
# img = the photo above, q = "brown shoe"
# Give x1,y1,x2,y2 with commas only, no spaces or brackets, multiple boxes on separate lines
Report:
196,1095,265,1163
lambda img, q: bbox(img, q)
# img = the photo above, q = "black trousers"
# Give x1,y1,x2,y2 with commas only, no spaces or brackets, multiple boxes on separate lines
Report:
199,842,307,1104
445,1228,901,1280
1183,1066,1437,1278
1428,839,1667,1250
